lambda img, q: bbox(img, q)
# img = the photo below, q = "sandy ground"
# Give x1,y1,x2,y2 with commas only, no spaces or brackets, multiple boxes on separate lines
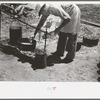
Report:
0,37,99,81
0,4,100,81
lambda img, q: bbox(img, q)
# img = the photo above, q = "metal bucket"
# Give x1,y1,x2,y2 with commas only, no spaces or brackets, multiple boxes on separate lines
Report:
34,52,47,69
9,26,22,45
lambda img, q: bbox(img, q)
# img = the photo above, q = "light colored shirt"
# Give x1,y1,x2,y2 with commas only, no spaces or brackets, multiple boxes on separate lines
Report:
41,3,81,33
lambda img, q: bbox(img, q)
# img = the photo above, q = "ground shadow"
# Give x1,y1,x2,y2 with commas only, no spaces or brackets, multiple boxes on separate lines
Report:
47,55,61,66
0,41,87,70
46,42,82,65
76,42,83,52
0,43,44,70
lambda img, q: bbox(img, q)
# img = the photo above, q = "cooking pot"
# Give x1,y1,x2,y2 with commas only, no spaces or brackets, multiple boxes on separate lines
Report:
18,38,36,51
83,37,99,47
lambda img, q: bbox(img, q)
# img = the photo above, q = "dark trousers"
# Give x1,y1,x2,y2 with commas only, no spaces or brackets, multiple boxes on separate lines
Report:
56,32,77,60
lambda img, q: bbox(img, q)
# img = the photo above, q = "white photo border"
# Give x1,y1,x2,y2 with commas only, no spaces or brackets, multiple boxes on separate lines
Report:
0,1,100,99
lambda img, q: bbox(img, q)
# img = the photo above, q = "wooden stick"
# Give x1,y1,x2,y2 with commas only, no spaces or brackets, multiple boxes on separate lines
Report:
44,28,47,53
1,10,47,33
1,4,55,33
81,19,100,28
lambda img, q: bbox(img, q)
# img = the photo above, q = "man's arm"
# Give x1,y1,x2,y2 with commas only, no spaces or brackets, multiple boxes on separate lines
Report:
34,15,48,38
54,6,71,34
58,18,70,29
55,18,70,34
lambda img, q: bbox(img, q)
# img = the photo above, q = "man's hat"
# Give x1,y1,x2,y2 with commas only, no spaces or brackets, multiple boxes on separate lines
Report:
35,4,45,17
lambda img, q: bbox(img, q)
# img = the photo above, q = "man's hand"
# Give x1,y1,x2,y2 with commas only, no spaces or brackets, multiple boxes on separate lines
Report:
34,27,42,38
55,28,60,35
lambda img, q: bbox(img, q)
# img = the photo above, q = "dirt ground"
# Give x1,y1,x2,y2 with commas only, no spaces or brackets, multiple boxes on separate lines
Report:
0,4,100,81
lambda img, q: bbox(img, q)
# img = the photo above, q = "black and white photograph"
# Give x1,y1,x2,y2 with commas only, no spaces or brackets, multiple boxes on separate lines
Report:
0,1,100,82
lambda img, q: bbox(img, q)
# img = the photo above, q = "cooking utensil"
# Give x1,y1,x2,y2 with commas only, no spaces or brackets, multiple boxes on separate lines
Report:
18,38,36,51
